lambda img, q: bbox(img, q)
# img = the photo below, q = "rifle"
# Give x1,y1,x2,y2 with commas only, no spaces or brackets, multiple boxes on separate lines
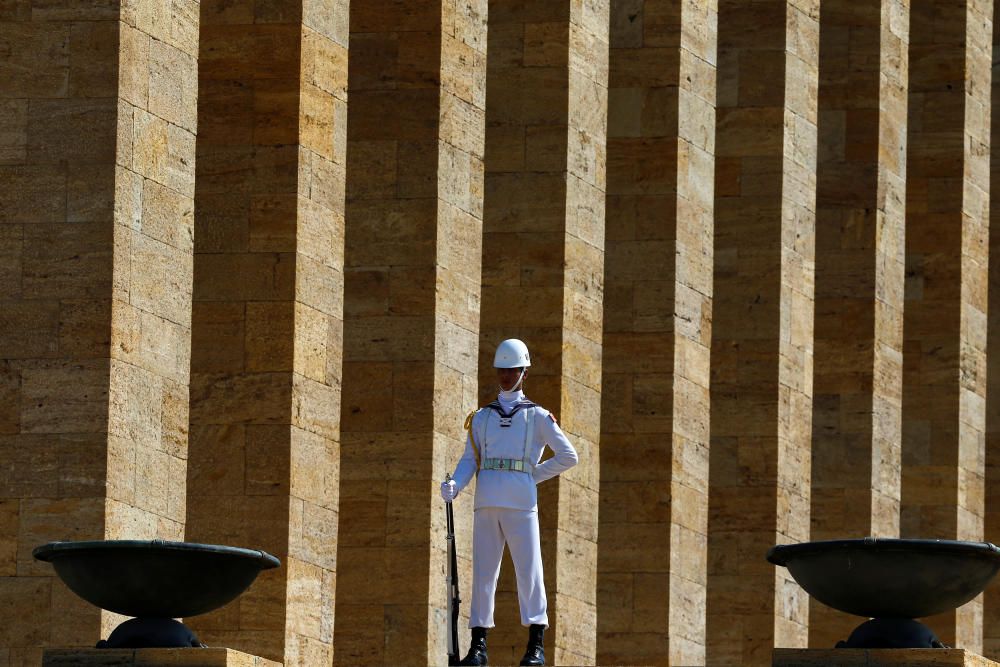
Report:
445,473,461,665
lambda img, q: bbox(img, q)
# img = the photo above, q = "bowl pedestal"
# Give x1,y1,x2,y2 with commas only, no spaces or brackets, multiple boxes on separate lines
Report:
835,617,944,649
42,647,279,667
774,648,1000,667
95,618,205,649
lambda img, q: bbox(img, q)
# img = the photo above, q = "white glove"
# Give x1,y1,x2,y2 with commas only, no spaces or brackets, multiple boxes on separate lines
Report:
440,479,457,502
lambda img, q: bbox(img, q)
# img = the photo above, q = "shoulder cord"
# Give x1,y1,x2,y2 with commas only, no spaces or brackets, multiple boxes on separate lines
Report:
464,409,482,472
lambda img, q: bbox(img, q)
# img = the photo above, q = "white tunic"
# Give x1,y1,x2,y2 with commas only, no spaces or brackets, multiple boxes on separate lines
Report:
452,390,578,511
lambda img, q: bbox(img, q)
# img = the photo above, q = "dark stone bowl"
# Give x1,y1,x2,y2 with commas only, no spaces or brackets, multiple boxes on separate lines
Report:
767,538,1000,619
33,540,280,619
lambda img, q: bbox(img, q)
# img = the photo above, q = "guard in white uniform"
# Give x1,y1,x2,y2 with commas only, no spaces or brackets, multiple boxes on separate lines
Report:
441,339,578,667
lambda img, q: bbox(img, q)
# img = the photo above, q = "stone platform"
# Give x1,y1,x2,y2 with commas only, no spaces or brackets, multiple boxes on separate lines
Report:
42,648,281,667
774,648,1000,667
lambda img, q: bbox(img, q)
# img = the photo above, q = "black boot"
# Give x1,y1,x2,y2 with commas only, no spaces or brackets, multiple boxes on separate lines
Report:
459,626,488,666
519,624,545,666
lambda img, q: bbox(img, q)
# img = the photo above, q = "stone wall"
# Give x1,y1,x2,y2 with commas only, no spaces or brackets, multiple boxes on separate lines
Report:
809,0,907,649
2,0,1000,666
901,0,992,651
1,0,198,662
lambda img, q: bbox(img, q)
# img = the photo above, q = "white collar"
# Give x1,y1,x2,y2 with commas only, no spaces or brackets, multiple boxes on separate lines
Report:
497,389,525,410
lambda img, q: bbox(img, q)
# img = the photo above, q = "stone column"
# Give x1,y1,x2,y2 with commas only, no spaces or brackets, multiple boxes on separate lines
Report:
0,1,198,660
985,1,1000,659
809,0,908,648
332,1,487,665
706,1,819,665
479,1,609,664
185,1,347,664
901,0,993,651
597,0,717,665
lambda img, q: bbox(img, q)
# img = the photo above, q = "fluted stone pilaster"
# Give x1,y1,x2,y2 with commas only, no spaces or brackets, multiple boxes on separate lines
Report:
332,2,487,665
598,1,717,665
0,1,198,660
809,0,908,648
707,1,819,664
901,0,993,651
480,1,609,664
186,1,347,663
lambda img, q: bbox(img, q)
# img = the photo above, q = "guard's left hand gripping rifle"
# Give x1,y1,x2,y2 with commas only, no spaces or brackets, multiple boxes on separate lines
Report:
445,473,461,666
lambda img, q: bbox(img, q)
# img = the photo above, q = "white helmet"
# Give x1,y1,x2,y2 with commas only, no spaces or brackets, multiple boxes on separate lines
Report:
494,339,531,368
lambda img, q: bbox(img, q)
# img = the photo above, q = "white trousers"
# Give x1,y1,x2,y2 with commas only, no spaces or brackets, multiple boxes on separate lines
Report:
469,507,548,628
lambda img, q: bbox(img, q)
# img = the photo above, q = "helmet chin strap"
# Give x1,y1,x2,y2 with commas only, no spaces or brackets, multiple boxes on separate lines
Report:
497,368,527,396
512,367,526,392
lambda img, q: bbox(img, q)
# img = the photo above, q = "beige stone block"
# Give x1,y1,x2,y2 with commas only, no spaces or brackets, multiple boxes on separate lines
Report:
291,303,329,383
115,164,142,238
194,252,296,302
133,442,172,515
68,20,118,98
338,362,393,433
553,594,597,663
190,302,245,373
241,425,290,497
306,153,347,217
22,222,112,301
128,231,193,328
189,371,293,426
344,140,398,200
0,99,28,165
28,98,116,164
0,434,58,499
131,109,169,184
246,194,296,254
187,424,245,498
289,427,338,510
66,165,114,227
343,269,388,318
18,497,104,575
296,255,343,318
0,166,66,223
59,299,110,360
302,26,348,99
283,556,326,643
288,498,337,572
299,83,336,161
244,301,294,373
141,179,193,252
0,501,17,576
0,367,20,435
440,33,487,109
441,92,486,160
20,361,109,434
107,359,162,446
0,301,59,360
297,195,343,271
148,40,198,134
0,0,30,21
0,22,70,99
0,575,54,647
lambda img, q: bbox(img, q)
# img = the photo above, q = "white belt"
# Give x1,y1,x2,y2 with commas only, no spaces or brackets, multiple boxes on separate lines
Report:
481,457,532,473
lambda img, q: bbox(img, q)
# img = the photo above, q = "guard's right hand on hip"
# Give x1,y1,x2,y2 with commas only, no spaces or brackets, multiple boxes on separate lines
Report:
440,479,457,502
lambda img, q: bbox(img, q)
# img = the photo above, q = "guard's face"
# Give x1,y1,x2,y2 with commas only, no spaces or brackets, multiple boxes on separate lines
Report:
497,367,525,391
